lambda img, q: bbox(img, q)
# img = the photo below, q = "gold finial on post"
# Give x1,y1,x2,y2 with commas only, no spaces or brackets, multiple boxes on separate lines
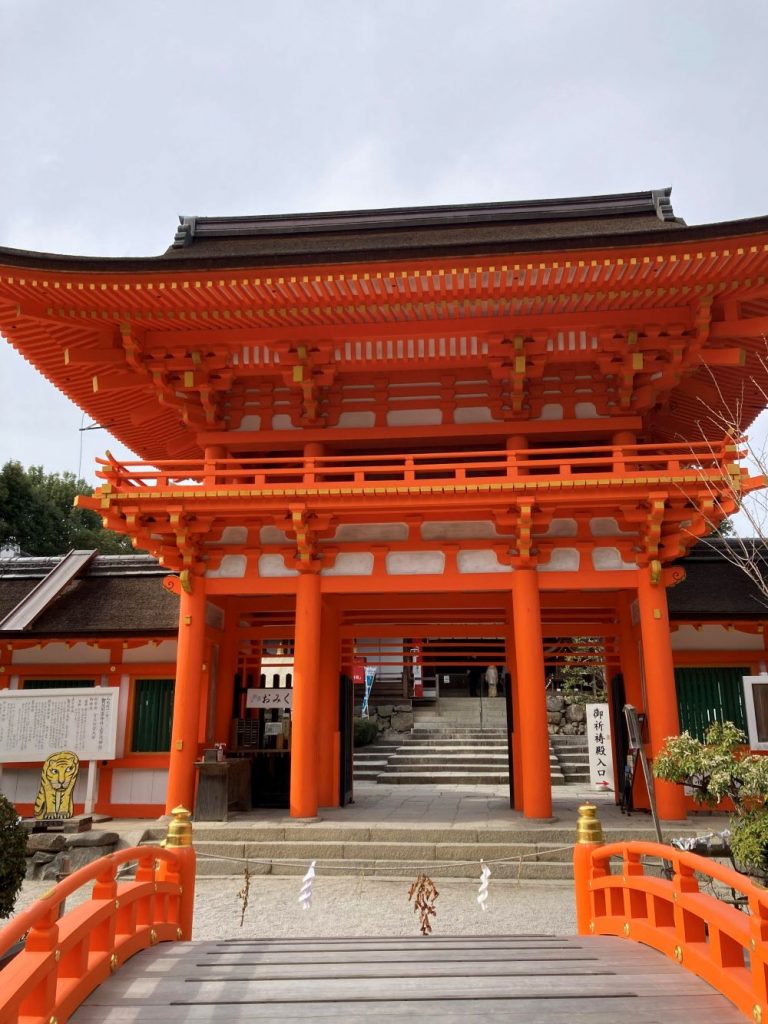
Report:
165,806,193,848
576,802,604,845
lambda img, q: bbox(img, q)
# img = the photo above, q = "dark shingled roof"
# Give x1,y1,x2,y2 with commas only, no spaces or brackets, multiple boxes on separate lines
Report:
0,555,179,637
2,188,768,271
669,540,768,618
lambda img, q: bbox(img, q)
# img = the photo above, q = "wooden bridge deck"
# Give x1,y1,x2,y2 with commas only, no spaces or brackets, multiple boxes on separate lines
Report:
71,934,743,1023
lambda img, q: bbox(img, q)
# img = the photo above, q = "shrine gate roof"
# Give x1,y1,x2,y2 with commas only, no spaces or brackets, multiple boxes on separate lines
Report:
1,187,768,462
4,187,768,269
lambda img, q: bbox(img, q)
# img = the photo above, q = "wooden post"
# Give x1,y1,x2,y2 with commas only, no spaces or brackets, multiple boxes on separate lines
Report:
511,569,552,819
165,580,207,814
504,624,524,811
637,566,687,820
573,802,604,935
212,602,239,746
317,599,341,807
290,571,322,818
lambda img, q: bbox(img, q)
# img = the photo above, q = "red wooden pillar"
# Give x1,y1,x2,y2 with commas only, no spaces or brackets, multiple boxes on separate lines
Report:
165,579,207,813
637,568,687,820
317,598,341,807
511,569,552,819
290,570,322,818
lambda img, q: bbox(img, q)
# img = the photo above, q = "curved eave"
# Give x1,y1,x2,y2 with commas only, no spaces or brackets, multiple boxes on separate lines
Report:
1,217,768,462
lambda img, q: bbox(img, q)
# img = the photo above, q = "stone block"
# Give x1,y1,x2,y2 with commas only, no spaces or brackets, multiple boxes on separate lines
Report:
546,695,564,713
376,706,394,718
565,703,586,723
546,711,561,724
391,712,413,732
31,851,55,864
27,833,67,854
66,831,119,848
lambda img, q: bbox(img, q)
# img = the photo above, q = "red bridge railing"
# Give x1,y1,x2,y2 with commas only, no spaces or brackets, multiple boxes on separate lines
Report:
0,806,195,1024
92,438,747,494
573,803,768,1023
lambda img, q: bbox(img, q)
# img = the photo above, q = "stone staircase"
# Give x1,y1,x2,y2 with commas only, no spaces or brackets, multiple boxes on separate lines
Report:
141,821,700,881
550,734,590,784
354,724,568,786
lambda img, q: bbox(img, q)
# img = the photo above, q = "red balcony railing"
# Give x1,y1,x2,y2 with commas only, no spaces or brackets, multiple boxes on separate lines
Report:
94,439,748,495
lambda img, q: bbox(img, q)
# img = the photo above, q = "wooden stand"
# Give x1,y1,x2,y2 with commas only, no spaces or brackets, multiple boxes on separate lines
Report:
193,760,251,821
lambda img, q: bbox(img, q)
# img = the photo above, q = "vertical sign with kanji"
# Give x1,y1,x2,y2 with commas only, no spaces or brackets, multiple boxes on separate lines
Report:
585,702,615,792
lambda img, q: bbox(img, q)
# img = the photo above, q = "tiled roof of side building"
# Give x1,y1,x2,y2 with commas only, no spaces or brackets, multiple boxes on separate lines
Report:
669,540,768,618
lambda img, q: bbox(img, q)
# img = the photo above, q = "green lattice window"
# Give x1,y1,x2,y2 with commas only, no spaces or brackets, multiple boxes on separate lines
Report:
131,678,175,752
674,666,749,741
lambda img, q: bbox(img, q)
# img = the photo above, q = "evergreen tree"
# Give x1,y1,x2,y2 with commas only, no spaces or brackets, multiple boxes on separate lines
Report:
0,461,135,555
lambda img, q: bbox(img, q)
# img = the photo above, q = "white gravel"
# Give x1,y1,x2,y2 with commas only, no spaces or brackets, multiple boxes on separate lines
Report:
15,874,576,940
188,876,577,940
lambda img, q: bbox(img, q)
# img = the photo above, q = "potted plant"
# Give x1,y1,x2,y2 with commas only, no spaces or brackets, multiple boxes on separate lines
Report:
653,721,768,882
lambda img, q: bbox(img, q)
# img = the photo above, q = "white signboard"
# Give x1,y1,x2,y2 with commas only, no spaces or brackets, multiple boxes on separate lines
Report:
586,702,615,792
0,688,119,762
246,688,293,709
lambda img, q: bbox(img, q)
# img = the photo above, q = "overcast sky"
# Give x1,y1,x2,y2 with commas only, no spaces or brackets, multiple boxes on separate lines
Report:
1,0,767,495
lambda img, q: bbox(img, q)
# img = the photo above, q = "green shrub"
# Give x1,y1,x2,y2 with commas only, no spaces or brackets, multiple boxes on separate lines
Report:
0,795,27,919
353,717,379,748
730,811,768,879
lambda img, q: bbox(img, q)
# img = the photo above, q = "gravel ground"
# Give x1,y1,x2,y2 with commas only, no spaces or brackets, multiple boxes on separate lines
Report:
15,875,577,940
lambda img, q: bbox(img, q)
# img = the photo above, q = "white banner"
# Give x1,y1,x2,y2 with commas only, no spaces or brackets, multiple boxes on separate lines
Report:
0,688,119,762
585,702,615,792
246,688,293,709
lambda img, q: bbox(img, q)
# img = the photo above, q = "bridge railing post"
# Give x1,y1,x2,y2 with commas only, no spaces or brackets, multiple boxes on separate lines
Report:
163,805,196,940
573,802,604,935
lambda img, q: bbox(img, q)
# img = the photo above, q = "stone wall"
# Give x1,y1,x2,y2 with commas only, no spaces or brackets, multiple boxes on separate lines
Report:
546,694,595,735
24,830,120,881
365,703,414,736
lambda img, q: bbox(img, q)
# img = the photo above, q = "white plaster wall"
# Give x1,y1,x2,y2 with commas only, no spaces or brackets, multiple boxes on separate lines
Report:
110,768,169,805
387,409,442,426
336,411,376,428
260,526,290,544
334,523,408,542
421,520,500,540
538,548,580,572
322,553,374,576
457,550,512,574
259,554,299,577
453,406,496,423
386,551,445,575
271,414,297,430
123,640,177,664
12,643,110,665
1,768,87,804
592,547,637,571
236,414,261,430
671,624,765,652
207,554,247,578
542,518,578,538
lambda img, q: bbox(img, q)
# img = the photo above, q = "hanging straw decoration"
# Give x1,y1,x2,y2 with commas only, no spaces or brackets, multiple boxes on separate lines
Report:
408,873,439,935
477,860,491,911
298,860,316,911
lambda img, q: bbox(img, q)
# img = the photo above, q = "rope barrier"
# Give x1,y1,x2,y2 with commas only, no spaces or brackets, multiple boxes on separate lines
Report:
191,843,576,870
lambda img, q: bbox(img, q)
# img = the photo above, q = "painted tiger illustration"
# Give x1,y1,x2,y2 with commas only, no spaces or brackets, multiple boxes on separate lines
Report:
34,751,80,819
